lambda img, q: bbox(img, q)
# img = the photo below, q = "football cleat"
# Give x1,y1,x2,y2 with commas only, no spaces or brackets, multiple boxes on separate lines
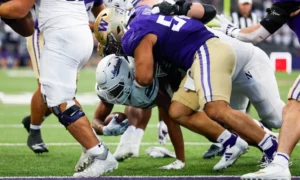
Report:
22,116,31,133
113,141,133,161
213,136,248,171
73,147,118,178
27,130,48,154
131,143,140,158
241,162,291,180
159,159,185,170
203,143,223,159
74,148,91,172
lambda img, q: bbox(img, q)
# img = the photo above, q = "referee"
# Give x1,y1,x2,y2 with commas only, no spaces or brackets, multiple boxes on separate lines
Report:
231,0,260,29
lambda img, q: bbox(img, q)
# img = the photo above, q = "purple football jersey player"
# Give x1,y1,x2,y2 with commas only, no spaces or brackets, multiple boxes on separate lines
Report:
123,5,215,70
124,5,280,173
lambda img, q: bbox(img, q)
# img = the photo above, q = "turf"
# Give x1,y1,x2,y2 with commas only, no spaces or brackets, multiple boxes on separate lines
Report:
0,68,300,177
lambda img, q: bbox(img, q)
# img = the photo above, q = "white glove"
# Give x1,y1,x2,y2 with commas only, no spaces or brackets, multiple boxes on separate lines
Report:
158,121,169,145
146,146,176,158
159,159,185,170
213,14,240,38
131,78,159,108
103,114,129,136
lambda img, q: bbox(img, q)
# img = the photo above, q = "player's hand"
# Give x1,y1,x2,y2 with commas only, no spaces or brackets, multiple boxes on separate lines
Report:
213,14,240,38
103,114,129,136
152,1,176,15
158,121,169,145
131,78,159,108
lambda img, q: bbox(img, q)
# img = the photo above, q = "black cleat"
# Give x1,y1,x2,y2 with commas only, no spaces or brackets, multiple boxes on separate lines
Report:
22,116,31,133
202,143,223,159
27,129,49,154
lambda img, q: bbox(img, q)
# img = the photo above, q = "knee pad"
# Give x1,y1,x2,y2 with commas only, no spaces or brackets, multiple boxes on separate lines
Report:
52,105,85,128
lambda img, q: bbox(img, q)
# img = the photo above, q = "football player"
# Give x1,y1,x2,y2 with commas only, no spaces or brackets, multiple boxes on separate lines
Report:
122,0,279,171
21,0,106,154
0,0,118,177
212,1,300,179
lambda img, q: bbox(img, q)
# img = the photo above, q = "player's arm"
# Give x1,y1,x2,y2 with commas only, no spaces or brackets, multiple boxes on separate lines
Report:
152,0,216,24
92,100,114,135
89,1,106,32
133,33,157,86
2,12,34,37
0,0,34,19
214,3,300,44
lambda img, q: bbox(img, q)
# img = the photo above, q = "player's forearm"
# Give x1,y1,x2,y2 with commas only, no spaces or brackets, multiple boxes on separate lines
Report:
235,24,271,44
89,21,95,32
2,12,34,36
187,3,216,24
92,119,105,135
0,0,33,19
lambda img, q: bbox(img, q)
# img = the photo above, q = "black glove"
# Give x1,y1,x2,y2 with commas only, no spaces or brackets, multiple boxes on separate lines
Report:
152,0,192,16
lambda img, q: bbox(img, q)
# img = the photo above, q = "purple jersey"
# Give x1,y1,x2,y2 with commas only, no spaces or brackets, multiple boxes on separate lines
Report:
274,0,300,2
122,5,216,70
84,0,103,12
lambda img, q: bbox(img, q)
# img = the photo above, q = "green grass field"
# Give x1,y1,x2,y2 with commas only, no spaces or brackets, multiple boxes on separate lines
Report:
0,68,300,177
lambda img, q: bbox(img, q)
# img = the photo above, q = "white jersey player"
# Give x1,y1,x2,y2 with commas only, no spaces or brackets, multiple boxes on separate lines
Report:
0,0,118,177
23,0,106,155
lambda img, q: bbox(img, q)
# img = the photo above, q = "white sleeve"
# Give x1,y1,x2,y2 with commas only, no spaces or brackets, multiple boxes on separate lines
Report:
234,25,271,44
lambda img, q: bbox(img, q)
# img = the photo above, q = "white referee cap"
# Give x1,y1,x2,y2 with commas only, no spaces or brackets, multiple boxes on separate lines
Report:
238,0,252,4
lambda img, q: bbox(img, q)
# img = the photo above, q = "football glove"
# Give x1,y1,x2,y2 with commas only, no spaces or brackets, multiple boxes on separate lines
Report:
158,121,169,145
213,14,240,38
152,0,192,16
103,114,129,136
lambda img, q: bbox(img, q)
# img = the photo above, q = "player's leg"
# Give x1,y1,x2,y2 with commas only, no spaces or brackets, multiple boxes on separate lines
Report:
170,76,248,171
39,27,117,177
191,38,277,166
24,30,50,153
241,75,300,180
243,47,285,130
113,106,151,161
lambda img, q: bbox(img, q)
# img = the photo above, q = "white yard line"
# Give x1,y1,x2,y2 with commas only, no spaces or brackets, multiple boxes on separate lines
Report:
0,124,158,128
0,142,211,146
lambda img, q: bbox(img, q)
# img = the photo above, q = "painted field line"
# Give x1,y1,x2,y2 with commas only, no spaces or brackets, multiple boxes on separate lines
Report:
0,142,211,146
1,176,300,180
0,124,158,128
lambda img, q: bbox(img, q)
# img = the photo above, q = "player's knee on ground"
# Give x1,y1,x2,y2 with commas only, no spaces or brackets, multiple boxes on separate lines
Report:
51,102,85,128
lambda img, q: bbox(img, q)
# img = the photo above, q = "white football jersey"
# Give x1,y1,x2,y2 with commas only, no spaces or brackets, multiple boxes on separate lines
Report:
207,27,255,81
36,0,89,32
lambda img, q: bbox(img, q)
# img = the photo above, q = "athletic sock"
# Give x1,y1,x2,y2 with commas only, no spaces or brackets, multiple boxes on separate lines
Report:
273,152,290,167
30,124,41,130
87,143,106,159
120,125,136,144
258,134,278,160
131,128,144,156
217,130,237,154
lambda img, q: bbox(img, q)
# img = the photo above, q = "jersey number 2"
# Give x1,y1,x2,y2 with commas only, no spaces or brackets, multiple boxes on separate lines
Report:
156,15,187,32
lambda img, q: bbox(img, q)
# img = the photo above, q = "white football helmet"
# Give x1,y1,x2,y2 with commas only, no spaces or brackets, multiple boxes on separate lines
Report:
96,54,135,104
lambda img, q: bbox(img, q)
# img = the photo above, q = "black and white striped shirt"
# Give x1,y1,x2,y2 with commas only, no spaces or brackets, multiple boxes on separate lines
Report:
231,11,261,28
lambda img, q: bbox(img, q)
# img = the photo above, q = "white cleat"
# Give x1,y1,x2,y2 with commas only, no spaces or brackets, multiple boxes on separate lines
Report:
159,159,185,170
241,162,291,180
113,141,133,161
73,150,118,178
213,137,248,171
146,147,176,158
131,143,140,158
74,148,90,172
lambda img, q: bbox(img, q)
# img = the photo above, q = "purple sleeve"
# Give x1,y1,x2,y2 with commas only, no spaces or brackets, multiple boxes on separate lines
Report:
93,0,103,7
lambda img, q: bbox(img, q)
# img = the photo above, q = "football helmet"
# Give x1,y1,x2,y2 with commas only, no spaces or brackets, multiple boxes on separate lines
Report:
94,7,128,56
96,54,135,104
